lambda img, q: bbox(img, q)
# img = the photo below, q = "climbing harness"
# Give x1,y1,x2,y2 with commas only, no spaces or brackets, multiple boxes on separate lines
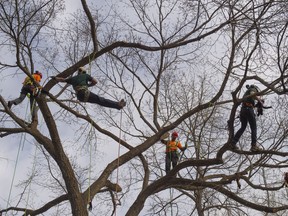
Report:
74,86,90,102
32,87,42,97
166,140,180,153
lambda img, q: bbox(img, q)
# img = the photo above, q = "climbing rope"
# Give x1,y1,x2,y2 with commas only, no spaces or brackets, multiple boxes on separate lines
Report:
87,119,95,211
6,102,30,214
85,58,96,211
82,55,93,211
169,188,174,216
86,51,113,99
114,110,123,216
24,104,45,215
87,52,118,100
6,134,24,214
6,87,46,215
24,145,38,216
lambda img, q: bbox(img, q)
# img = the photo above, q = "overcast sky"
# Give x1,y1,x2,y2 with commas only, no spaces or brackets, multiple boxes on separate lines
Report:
0,1,134,215
1,0,283,215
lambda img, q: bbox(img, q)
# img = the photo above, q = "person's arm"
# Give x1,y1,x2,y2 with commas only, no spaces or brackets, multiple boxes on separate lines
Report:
53,77,67,83
255,95,263,104
161,139,167,145
160,132,169,144
88,77,97,87
178,142,186,151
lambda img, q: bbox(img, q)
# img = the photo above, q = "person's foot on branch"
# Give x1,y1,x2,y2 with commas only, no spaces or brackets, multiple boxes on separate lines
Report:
250,144,263,152
118,99,126,109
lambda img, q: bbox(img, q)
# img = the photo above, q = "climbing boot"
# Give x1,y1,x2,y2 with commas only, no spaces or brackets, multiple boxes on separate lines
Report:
250,144,262,152
119,99,126,109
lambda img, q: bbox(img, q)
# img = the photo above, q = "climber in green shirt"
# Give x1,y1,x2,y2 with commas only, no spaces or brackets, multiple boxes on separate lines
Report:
53,67,126,110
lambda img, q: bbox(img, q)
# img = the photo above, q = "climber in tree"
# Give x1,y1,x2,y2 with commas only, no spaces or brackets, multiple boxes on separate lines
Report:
230,84,263,152
52,67,126,110
161,131,186,175
8,71,43,121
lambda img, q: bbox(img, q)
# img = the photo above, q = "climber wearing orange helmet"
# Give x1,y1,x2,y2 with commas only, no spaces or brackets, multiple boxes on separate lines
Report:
161,131,186,175
8,71,43,120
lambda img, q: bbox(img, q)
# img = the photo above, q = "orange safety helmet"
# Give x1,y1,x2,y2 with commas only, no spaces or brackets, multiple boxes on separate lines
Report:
35,71,43,79
171,131,178,137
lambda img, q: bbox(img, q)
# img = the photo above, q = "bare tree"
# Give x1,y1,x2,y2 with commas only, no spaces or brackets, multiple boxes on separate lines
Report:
1,0,288,215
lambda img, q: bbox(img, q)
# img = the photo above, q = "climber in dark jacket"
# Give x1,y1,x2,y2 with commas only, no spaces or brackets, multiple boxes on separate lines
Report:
53,67,126,110
231,85,263,152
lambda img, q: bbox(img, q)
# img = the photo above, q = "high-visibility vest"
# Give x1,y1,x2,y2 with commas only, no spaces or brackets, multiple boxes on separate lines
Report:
23,74,41,86
166,140,182,152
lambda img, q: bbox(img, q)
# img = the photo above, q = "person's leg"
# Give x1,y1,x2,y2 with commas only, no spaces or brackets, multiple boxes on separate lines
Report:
247,109,262,151
9,93,26,106
232,108,248,145
165,153,172,174
78,91,125,110
171,152,179,169
247,109,257,145
29,95,37,121
8,87,29,108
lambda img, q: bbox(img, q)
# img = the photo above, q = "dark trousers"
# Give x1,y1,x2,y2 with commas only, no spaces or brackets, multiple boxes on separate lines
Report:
76,90,121,110
233,106,257,145
10,86,37,119
165,151,179,174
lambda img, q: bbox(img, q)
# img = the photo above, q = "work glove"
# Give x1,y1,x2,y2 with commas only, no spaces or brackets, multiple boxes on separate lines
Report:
257,106,263,116
285,172,288,187
255,100,264,116
160,132,170,140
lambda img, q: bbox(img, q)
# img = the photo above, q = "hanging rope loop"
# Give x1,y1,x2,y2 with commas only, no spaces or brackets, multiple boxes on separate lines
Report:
114,110,123,212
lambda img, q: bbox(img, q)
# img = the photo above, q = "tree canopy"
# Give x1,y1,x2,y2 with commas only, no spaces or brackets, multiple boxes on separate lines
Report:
0,0,288,215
